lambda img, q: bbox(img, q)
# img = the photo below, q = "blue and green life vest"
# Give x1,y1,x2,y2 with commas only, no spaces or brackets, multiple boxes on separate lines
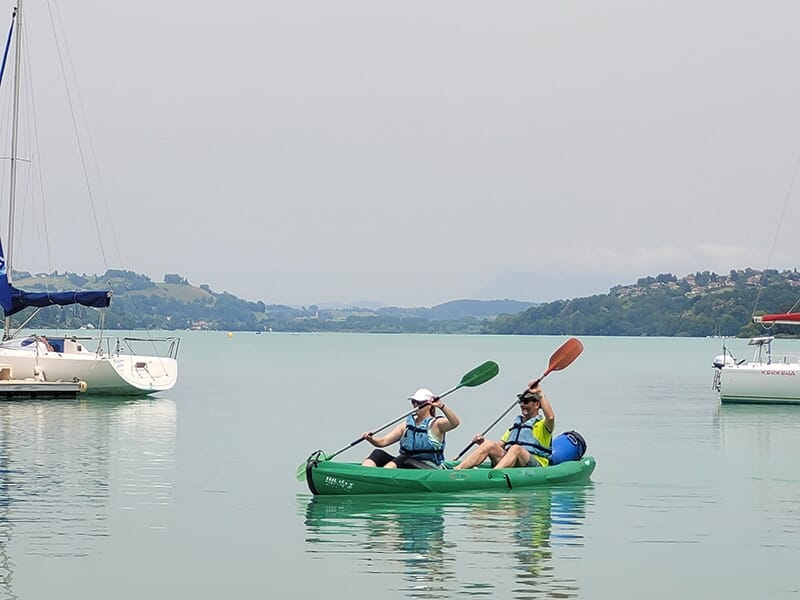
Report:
399,415,445,465
502,415,552,462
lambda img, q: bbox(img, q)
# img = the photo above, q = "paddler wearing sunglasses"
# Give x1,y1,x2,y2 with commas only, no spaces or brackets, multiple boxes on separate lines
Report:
361,388,461,469
454,382,554,470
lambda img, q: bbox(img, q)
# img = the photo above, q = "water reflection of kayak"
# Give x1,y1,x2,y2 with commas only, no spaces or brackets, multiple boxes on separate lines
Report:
301,485,592,595
302,485,592,546
303,453,596,496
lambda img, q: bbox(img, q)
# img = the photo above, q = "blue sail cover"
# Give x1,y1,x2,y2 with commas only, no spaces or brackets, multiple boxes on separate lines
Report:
0,232,110,316
4,286,111,316
0,239,11,314
0,243,111,316
0,247,110,317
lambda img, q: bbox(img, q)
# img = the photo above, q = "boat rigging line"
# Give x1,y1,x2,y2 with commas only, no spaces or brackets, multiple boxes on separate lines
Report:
751,150,800,323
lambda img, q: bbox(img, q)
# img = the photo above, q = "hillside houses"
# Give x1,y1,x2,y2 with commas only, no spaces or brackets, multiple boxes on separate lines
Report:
613,269,800,299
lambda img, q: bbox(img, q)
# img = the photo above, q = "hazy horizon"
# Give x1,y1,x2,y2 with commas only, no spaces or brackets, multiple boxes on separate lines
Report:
2,2,799,309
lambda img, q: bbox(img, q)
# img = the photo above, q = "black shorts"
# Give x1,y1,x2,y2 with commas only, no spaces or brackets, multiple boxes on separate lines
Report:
365,449,438,469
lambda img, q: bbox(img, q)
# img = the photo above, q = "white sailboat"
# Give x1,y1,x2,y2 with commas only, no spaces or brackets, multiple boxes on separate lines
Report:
712,313,800,405
0,1,178,395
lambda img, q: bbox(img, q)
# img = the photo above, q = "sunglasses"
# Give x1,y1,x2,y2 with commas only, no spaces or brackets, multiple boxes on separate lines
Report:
518,398,537,405
411,400,428,407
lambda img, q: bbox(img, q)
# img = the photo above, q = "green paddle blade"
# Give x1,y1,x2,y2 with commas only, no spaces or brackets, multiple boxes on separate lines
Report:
459,360,499,388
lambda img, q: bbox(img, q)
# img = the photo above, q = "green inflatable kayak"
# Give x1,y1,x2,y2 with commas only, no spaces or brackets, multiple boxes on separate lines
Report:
303,452,596,496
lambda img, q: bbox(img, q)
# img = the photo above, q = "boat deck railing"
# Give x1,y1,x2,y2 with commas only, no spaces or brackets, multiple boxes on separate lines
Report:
761,352,800,366
744,336,800,366
79,335,180,359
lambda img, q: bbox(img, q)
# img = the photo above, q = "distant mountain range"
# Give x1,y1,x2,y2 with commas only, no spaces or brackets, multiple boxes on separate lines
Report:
374,299,535,320
7,267,800,337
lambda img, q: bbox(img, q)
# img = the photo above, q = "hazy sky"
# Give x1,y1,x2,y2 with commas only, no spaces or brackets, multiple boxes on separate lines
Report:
3,1,800,307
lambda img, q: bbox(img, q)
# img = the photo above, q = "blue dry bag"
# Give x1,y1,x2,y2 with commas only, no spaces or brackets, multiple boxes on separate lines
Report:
550,430,587,465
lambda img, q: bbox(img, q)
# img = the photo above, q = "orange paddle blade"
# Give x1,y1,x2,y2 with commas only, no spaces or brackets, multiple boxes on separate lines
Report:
534,337,584,384
547,337,583,373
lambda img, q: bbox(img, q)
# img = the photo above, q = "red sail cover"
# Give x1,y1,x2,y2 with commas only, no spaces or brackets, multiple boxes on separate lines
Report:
760,313,800,323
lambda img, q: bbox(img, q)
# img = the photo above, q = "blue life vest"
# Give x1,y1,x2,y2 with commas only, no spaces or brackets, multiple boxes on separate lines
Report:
399,415,445,465
503,415,552,461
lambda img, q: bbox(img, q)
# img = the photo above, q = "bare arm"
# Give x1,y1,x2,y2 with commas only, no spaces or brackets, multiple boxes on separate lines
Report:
430,399,460,436
364,423,405,448
533,385,555,432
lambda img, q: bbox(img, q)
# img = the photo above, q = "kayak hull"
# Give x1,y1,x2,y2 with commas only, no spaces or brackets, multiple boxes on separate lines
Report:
304,454,596,496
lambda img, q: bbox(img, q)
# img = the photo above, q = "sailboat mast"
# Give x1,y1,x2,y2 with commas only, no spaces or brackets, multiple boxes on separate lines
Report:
2,0,20,339
7,0,20,282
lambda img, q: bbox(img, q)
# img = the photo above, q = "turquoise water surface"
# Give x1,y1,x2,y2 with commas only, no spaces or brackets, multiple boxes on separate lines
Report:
0,333,798,598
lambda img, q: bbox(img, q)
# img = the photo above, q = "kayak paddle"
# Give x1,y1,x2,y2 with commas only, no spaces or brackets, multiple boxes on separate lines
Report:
452,337,583,461
295,360,499,480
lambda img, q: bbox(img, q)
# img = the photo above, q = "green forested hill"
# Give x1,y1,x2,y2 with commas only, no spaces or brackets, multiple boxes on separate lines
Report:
7,268,800,337
486,270,800,337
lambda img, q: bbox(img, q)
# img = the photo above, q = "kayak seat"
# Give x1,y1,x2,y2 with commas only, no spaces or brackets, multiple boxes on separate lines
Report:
403,457,437,469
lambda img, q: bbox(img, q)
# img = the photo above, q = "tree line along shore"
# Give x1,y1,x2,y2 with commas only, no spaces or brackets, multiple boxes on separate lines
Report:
10,268,800,337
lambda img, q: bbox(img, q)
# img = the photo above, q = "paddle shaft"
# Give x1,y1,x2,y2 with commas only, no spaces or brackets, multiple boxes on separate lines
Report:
452,397,527,462
452,398,519,459
452,338,583,461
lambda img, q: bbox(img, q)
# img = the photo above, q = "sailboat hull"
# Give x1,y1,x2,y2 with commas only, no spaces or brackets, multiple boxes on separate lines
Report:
0,337,178,395
713,336,800,404
717,363,800,405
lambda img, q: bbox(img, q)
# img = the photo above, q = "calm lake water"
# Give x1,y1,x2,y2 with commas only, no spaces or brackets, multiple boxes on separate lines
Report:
1,332,799,598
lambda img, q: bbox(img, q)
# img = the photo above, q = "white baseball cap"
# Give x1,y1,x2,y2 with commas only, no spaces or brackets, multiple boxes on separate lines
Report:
408,388,434,402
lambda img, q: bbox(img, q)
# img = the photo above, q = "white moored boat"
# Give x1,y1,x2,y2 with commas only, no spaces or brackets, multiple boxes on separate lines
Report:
0,2,179,395
712,313,800,405
0,335,179,395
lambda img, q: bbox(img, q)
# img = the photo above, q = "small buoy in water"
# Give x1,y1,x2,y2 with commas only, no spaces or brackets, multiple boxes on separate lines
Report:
78,381,88,393
227,332,233,338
